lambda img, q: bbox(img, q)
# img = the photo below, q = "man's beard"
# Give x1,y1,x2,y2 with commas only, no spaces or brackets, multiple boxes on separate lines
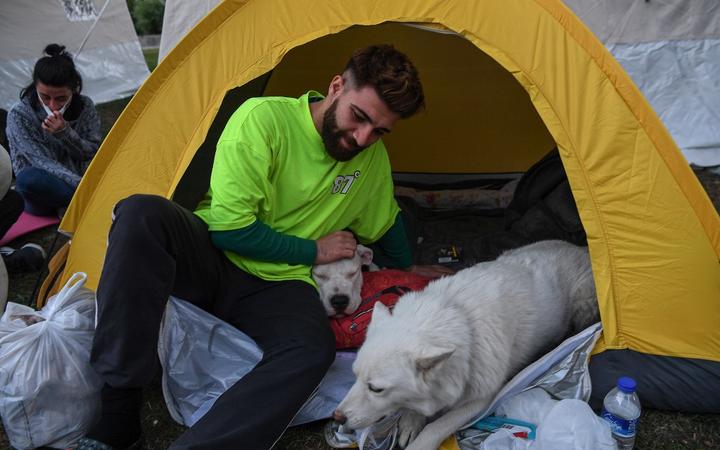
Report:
321,99,365,161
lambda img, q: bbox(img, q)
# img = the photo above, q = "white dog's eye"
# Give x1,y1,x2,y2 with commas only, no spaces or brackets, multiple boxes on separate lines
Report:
314,273,328,280
368,383,384,394
345,269,359,279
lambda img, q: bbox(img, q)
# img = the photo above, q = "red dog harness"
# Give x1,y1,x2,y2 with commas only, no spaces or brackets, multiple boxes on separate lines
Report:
330,269,432,349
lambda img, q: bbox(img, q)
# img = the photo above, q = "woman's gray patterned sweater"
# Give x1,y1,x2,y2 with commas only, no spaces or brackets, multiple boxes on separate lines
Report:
5,94,101,189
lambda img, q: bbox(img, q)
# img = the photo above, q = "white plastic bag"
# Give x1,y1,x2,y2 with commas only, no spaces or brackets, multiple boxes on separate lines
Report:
495,388,557,426
532,399,617,449
0,272,103,450
158,297,358,427
159,297,263,426
457,323,606,450
483,391,617,450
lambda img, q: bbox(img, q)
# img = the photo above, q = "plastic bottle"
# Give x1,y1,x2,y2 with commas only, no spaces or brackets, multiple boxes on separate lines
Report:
600,376,641,450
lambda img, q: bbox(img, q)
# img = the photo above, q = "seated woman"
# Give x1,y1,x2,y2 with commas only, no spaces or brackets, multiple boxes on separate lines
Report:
6,43,101,217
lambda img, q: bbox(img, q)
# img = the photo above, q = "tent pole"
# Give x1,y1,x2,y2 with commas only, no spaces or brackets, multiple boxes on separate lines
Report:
75,0,112,58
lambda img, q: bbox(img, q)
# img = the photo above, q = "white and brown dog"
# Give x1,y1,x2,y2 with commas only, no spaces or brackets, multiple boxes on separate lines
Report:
312,245,374,318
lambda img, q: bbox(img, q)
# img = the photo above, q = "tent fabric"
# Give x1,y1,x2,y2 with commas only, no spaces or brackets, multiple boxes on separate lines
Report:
563,0,720,167
158,0,720,167
0,0,149,111
607,39,720,167
561,0,720,43
589,350,720,413
57,0,719,377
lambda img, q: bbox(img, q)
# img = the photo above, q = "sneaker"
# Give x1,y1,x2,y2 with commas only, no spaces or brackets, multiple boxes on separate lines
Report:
1,243,47,273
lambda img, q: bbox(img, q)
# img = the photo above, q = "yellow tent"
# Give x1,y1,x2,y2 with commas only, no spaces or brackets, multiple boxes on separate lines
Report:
57,0,719,411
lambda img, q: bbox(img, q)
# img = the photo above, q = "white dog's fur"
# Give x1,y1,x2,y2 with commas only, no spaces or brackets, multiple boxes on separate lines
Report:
335,240,599,450
312,245,373,317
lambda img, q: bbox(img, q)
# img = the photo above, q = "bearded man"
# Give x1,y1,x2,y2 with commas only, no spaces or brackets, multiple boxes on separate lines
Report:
77,44,450,450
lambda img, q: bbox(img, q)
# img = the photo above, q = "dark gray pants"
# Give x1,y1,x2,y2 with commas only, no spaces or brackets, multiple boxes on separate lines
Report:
90,194,335,449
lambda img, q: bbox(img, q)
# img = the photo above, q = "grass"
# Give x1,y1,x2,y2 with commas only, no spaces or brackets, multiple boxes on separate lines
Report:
2,49,720,450
143,48,160,71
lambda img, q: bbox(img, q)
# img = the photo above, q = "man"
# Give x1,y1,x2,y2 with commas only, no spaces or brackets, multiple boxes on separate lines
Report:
79,44,451,450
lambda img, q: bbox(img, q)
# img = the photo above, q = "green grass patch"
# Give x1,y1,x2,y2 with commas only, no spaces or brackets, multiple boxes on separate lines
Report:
143,47,160,71
97,97,132,138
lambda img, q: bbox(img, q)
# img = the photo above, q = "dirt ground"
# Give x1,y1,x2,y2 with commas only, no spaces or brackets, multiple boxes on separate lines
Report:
1,97,719,448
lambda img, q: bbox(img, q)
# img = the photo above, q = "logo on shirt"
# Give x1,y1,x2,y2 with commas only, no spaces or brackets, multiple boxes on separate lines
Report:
332,170,361,194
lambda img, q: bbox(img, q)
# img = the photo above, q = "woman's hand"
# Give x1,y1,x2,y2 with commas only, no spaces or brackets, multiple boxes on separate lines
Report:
41,110,67,134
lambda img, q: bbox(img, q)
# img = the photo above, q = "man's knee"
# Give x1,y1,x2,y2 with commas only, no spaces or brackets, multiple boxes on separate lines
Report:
109,194,178,244
113,194,173,221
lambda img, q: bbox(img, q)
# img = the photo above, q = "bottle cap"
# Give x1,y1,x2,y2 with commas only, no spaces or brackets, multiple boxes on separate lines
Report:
617,376,637,393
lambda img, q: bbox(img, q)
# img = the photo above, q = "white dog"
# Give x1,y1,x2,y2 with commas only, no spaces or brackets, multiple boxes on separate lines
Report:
312,244,374,317
334,240,599,450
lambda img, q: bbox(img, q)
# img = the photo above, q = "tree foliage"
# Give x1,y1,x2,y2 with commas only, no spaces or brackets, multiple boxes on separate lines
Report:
127,0,165,35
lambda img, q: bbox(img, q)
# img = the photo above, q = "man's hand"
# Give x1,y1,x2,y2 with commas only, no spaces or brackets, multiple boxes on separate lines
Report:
41,111,67,134
406,264,455,279
315,231,357,264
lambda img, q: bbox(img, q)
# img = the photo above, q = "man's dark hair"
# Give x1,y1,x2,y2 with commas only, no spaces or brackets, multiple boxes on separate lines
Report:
344,44,424,119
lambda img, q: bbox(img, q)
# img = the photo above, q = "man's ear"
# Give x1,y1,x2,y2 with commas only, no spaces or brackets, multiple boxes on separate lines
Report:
328,74,344,98
357,245,373,266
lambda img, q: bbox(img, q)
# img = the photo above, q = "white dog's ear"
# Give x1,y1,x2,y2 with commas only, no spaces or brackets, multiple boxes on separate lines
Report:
415,345,455,373
371,301,391,324
357,244,373,266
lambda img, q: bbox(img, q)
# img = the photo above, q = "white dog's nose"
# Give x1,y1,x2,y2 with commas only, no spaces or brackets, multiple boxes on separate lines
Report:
333,409,347,424
330,294,350,312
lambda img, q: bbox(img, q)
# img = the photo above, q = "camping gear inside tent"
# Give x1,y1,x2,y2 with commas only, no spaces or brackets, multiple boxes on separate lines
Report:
52,0,719,415
0,0,150,111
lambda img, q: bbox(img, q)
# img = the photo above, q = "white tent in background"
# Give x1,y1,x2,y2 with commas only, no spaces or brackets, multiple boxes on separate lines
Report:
0,0,150,111
158,0,720,167
158,0,220,62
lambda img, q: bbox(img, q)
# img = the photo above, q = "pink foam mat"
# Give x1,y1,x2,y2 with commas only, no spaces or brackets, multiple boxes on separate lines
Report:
0,212,60,246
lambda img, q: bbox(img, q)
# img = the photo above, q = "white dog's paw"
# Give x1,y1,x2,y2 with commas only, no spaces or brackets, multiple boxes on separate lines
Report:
397,411,426,449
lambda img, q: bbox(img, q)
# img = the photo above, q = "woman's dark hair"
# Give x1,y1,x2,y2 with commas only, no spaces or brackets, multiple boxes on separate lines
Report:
20,44,84,117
